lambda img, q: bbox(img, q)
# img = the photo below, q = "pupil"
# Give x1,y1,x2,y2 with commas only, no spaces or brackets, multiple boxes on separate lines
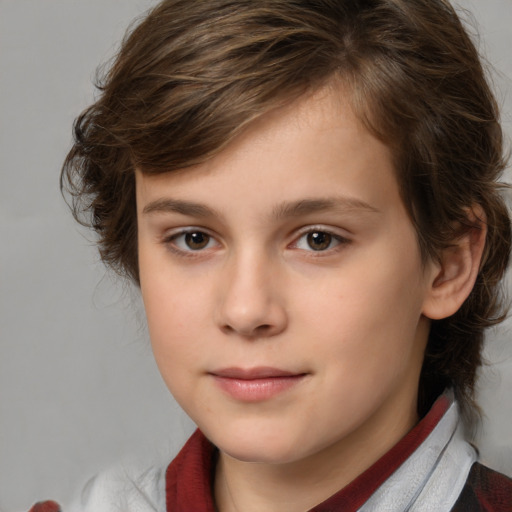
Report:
185,232,209,250
307,232,331,251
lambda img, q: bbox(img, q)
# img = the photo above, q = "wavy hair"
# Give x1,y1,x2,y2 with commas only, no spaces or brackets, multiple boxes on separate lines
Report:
62,0,511,419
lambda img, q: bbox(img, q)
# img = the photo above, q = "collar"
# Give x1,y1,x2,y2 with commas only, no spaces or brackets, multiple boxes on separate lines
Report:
165,391,476,511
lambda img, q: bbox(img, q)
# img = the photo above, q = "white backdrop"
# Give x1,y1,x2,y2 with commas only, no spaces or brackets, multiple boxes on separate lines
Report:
1,0,511,510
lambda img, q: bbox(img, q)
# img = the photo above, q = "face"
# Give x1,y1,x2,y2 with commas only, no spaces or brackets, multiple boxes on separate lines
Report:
136,87,436,468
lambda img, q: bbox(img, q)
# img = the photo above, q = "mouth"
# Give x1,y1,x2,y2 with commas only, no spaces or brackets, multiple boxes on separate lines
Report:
208,367,308,402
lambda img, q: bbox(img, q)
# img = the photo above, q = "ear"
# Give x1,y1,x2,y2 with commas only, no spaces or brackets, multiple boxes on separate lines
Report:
422,206,487,320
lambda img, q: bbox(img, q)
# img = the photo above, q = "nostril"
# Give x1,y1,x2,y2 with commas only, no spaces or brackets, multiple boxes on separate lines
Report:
221,324,235,334
255,324,273,334
220,322,276,338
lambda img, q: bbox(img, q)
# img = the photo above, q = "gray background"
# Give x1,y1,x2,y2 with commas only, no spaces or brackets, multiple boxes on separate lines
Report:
1,0,511,510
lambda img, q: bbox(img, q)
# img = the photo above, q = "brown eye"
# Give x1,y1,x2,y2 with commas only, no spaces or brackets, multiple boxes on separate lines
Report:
306,231,332,251
184,232,210,250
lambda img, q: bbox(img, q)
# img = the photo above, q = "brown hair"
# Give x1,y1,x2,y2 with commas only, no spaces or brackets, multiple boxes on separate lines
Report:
62,0,511,420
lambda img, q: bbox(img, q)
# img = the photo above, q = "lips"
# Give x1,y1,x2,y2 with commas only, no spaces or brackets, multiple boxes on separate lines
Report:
211,366,300,379
209,367,307,402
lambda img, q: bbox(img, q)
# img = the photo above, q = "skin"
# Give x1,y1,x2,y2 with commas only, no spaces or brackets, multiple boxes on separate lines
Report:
135,87,481,512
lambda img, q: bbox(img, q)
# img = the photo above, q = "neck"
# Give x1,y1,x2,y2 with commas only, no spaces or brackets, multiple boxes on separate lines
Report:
214,396,419,512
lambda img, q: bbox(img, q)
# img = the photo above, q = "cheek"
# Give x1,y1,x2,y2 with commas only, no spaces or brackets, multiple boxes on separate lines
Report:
144,287,202,358
139,263,204,379
295,243,427,372
143,290,207,412
140,243,205,332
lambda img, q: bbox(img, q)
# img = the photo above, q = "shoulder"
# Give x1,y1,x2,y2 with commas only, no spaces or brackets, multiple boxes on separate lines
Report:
451,462,512,512
29,463,167,512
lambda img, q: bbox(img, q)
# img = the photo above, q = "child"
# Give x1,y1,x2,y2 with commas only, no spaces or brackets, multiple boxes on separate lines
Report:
31,0,512,510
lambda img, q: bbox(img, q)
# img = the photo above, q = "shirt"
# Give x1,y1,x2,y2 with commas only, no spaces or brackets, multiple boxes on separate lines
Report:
30,392,512,511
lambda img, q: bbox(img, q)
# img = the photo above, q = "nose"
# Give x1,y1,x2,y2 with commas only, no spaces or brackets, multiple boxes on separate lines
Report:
215,251,288,339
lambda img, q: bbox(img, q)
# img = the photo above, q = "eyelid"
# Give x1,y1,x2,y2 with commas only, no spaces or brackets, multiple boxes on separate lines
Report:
159,224,350,256
289,225,352,252
162,226,221,255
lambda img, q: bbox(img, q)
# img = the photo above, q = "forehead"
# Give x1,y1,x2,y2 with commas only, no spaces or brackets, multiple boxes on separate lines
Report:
135,86,401,221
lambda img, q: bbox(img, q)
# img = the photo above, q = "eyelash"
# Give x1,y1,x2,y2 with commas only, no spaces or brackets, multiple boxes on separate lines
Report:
291,226,351,254
162,228,219,257
161,226,351,257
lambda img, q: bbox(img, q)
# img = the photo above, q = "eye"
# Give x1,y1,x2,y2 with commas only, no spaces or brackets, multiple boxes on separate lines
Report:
167,230,218,252
294,229,348,252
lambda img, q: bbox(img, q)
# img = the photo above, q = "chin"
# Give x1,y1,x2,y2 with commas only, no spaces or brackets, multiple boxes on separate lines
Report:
205,421,308,464
222,441,302,465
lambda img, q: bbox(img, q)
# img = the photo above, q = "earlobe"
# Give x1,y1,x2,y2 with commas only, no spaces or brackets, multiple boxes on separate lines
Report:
422,206,487,320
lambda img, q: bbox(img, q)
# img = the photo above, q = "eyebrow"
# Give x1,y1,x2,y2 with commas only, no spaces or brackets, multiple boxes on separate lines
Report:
271,197,380,219
142,196,380,219
142,198,219,217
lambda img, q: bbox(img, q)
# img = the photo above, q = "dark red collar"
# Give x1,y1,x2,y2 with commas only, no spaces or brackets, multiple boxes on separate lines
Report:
165,395,450,512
